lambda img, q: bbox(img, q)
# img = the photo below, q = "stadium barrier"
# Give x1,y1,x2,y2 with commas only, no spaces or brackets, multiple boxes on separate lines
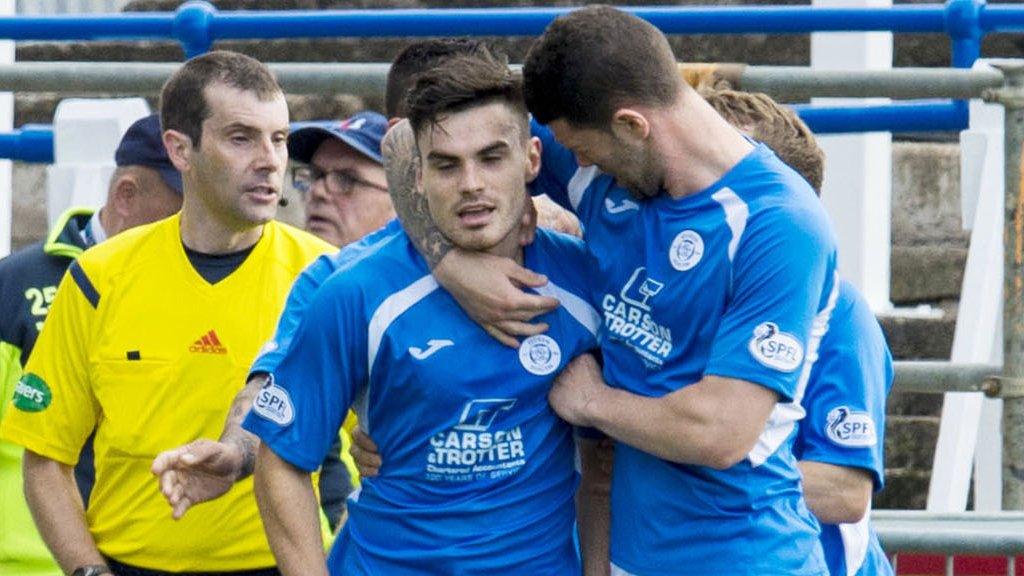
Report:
875,511,1024,575
2,3,1024,568
0,63,1005,153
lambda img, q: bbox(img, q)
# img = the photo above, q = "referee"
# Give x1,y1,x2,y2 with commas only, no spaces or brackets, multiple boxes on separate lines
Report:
0,51,331,576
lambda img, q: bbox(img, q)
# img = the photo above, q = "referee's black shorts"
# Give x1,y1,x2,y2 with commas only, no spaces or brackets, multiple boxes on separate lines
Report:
104,556,280,576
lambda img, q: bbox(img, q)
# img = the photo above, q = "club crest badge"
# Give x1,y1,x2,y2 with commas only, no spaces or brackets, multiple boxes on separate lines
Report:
669,230,704,271
518,334,562,376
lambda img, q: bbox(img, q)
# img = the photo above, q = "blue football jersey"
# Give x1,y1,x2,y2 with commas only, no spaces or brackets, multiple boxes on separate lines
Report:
532,120,835,575
249,218,403,377
794,280,894,576
243,228,600,576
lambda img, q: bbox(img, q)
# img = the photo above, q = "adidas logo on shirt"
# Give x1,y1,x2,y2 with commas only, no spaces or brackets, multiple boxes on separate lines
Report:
189,329,228,354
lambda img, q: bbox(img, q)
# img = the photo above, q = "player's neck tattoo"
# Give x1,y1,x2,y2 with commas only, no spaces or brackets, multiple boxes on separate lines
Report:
384,121,453,269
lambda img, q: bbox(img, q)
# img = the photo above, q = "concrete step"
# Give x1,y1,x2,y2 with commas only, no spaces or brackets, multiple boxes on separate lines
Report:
878,308,956,360
891,245,967,304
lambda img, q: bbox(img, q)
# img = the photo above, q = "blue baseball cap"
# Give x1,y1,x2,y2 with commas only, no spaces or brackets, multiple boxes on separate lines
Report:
114,114,183,195
288,111,387,166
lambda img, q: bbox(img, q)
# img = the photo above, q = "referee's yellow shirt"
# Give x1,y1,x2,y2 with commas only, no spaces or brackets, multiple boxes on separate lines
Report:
0,214,332,572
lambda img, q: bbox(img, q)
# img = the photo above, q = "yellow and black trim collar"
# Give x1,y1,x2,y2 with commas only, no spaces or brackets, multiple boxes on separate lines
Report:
42,206,95,259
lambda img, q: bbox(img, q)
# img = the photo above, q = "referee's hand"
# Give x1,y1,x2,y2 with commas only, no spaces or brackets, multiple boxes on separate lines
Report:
151,440,243,519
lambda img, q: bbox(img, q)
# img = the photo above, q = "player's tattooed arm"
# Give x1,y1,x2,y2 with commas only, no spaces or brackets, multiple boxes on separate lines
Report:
151,374,265,518
384,119,452,269
384,120,559,347
220,374,264,479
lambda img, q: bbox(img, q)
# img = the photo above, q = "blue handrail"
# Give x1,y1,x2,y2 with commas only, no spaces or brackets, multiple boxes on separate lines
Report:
3,99,960,166
793,101,968,133
0,1,990,56
0,0,1014,161
0,125,58,163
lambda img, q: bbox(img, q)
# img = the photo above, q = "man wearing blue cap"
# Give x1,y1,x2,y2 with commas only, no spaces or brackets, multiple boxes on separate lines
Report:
288,111,391,249
0,112,182,576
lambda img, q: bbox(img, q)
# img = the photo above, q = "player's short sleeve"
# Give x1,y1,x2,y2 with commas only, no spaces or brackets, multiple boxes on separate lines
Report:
797,285,892,489
530,118,580,212
243,271,368,473
251,223,401,378
704,206,837,402
0,264,99,464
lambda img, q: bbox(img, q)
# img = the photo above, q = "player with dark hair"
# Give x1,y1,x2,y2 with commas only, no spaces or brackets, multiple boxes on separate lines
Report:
384,38,490,119
699,89,893,576
1,50,332,576
386,7,839,574
247,49,599,576
361,85,890,575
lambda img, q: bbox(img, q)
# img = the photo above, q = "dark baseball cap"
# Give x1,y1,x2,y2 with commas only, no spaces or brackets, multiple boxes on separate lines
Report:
114,113,183,195
288,111,387,166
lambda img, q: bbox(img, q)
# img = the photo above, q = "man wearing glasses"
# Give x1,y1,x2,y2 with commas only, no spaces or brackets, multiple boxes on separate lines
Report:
289,111,392,249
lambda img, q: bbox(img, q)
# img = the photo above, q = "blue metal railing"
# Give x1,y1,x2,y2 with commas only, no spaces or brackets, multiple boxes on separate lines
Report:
793,101,969,133
0,0,1018,161
0,125,57,163
0,1,992,57
17,101,966,165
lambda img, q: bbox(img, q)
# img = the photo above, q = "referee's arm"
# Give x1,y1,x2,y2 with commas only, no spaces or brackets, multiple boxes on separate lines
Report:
151,373,265,519
23,450,109,574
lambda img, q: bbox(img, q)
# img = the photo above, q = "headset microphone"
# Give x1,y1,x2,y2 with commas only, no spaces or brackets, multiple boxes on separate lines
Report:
278,196,289,207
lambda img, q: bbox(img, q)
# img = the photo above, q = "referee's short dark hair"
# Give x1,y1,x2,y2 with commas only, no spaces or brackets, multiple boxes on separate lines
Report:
386,38,489,119
523,6,681,128
160,50,282,148
405,47,527,143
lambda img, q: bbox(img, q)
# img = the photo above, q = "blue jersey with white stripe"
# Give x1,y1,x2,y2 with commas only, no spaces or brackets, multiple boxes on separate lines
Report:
532,120,836,575
794,280,894,576
249,218,403,378
243,228,599,576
